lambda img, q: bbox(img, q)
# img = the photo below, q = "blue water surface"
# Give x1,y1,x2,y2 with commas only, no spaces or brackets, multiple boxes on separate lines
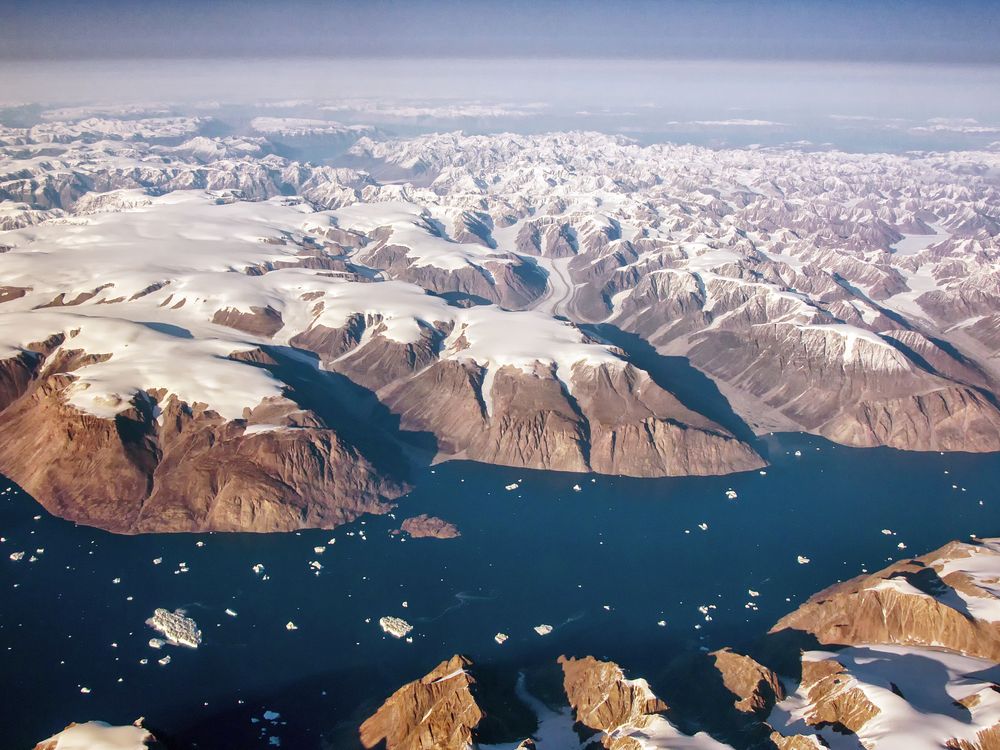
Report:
2,433,998,748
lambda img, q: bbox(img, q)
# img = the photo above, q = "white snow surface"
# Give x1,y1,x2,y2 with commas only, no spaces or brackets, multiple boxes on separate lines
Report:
42,721,154,750
771,645,1000,750
0,190,624,419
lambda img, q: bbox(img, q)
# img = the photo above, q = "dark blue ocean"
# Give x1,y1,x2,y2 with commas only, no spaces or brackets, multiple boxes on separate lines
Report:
3,433,998,748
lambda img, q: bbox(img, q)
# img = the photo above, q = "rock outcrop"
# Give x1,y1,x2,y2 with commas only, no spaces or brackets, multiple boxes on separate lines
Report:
770,539,1000,660
559,655,669,736
356,538,1000,750
359,655,485,750
397,514,461,539
0,340,408,533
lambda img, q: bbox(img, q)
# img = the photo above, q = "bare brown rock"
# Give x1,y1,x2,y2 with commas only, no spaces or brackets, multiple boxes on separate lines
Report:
558,655,668,736
359,655,484,750
770,540,1000,660
212,304,284,337
710,648,785,718
0,347,407,533
397,514,461,540
769,731,829,749
383,360,764,478
947,721,1000,750
797,657,880,734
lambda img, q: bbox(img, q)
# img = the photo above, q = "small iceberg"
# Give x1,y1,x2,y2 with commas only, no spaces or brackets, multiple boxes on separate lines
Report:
146,608,201,648
379,616,413,639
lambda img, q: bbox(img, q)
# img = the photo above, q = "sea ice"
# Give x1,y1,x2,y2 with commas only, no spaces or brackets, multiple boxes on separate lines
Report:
146,608,202,648
379,616,413,638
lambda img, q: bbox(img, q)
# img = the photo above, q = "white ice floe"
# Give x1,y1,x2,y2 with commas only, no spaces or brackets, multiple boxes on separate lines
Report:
146,608,201,648
33,720,155,750
379,616,413,638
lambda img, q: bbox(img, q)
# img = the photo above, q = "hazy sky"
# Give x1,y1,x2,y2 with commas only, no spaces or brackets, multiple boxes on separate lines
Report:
3,0,999,64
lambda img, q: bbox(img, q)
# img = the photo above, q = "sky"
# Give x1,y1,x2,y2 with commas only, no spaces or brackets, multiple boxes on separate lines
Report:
1,0,998,151
2,0,999,64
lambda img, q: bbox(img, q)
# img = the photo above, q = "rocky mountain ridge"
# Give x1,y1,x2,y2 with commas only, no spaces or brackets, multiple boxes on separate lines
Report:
2,115,1000,531
351,537,1000,750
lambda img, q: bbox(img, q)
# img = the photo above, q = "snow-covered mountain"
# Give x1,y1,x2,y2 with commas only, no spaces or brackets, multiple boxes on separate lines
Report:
1,116,1000,531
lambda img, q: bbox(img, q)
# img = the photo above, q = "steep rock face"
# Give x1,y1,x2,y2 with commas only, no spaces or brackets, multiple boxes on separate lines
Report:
795,657,881,734
359,655,485,750
710,648,786,718
559,655,669,736
770,539,1000,661
571,363,763,476
379,359,490,455
684,324,1000,452
822,386,1000,451
465,364,591,473
383,360,764,477
768,734,829,750
212,304,285,337
0,346,407,533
